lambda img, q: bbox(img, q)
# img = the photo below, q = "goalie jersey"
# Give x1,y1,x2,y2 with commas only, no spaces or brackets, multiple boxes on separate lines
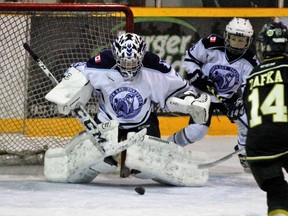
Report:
77,50,189,129
184,34,258,101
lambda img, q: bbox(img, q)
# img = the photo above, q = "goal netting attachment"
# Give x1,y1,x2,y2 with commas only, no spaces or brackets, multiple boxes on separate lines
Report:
0,3,134,165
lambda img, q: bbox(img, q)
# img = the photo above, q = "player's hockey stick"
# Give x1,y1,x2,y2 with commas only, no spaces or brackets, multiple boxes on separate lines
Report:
23,42,108,153
196,87,247,169
239,150,288,161
198,147,244,169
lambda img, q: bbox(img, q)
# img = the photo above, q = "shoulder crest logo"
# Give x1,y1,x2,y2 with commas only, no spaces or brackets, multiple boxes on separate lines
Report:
95,54,101,63
209,36,216,43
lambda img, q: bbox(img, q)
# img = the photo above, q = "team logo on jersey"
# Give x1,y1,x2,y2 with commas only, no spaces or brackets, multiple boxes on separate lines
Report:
109,87,144,119
209,65,239,93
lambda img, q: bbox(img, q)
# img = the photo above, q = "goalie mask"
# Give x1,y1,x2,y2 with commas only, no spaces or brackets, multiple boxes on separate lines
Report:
256,21,288,61
224,17,254,55
112,33,147,81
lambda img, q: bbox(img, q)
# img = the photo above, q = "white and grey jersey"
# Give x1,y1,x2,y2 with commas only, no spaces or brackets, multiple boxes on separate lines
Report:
79,49,189,129
184,34,258,101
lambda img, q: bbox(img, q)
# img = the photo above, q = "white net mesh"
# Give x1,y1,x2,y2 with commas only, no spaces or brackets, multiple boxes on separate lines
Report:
0,3,133,165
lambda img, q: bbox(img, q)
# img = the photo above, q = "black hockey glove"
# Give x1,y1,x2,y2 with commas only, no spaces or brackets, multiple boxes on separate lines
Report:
186,69,217,94
224,93,245,121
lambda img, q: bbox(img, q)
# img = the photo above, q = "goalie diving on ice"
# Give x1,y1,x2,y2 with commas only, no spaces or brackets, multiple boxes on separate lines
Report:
25,33,211,186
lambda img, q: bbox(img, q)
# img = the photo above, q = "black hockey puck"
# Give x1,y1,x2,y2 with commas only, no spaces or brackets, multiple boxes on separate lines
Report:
135,185,145,195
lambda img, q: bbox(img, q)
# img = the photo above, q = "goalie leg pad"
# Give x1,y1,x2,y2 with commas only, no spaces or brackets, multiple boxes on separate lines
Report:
166,92,211,124
44,148,69,183
125,135,209,186
44,121,147,183
44,132,117,183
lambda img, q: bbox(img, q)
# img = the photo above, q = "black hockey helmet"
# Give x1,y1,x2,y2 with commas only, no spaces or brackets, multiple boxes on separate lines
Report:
256,21,288,61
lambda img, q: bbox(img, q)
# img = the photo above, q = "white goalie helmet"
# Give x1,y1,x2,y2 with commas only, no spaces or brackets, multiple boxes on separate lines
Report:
224,17,254,55
112,33,147,81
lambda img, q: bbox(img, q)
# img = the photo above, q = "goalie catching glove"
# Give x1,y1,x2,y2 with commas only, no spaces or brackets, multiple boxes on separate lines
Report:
166,90,211,124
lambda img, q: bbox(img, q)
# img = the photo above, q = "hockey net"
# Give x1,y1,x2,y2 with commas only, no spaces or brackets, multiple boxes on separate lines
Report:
0,3,134,165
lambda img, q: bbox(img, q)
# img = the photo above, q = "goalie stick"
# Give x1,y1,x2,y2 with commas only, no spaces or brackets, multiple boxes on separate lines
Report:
198,147,244,169
23,43,58,85
23,42,107,153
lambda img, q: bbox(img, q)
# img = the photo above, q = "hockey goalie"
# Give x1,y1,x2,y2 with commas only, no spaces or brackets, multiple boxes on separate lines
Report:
43,33,211,186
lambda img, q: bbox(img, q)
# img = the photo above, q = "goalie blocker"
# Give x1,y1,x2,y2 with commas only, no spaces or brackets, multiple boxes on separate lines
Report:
166,90,211,124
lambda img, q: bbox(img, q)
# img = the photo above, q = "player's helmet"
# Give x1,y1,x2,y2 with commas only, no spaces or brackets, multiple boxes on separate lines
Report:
256,21,288,61
112,33,147,81
224,17,254,55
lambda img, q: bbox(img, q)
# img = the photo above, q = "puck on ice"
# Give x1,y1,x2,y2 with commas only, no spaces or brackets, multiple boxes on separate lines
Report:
135,185,145,195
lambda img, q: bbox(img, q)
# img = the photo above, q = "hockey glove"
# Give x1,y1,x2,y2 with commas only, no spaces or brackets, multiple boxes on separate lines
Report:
224,94,245,121
234,145,250,172
186,69,217,94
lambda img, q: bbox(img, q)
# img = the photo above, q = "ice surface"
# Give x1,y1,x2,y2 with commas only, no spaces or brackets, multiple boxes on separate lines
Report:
0,136,286,216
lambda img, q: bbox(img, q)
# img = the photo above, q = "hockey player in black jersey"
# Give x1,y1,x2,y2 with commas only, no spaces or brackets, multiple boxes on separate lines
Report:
243,21,288,216
168,17,259,171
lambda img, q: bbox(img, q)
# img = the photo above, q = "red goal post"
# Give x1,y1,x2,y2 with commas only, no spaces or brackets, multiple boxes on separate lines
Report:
0,3,134,165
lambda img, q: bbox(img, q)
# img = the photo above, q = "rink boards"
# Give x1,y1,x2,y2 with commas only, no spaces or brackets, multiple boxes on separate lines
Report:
0,115,237,137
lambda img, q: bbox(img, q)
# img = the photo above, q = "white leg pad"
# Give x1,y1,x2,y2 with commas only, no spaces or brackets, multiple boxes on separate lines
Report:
44,148,69,182
125,135,209,186
44,122,147,183
44,132,117,183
